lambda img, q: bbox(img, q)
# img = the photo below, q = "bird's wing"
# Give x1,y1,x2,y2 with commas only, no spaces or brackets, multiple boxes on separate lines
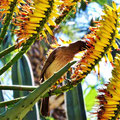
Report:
40,48,58,82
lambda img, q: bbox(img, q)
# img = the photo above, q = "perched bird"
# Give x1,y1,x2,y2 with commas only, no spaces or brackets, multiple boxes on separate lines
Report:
40,40,89,116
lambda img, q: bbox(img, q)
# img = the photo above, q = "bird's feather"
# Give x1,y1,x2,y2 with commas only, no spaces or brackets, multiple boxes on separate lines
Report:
40,48,58,82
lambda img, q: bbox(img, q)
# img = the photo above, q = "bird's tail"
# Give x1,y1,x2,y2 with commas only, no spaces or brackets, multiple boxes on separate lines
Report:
40,97,50,116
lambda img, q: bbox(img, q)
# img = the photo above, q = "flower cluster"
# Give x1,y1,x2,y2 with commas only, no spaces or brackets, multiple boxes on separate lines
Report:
0,0,13,19
71,2,120,81
14,0,61,43
0,0,78,45
96,54,120,120
0,0,26,20
14,0,80,45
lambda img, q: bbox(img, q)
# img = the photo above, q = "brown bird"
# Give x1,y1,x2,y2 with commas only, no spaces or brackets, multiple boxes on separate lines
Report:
40,40,89,116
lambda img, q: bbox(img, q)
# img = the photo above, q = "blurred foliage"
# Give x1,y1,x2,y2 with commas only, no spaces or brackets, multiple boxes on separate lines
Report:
92,0,107,6
85,88,97,111
57,0,103,41
40,116,55,120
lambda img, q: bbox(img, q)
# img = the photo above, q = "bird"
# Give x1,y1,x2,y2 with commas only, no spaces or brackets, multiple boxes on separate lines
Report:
40,40,89,116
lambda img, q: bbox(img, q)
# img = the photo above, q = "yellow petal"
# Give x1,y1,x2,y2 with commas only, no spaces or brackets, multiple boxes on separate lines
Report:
44,24,53,36
51,12,60,17
117,6,120,12
104,4,113,11
95,44,104,52
55,0,63,5
27,23,40,27
27,29,37,34
30,17,42,23
115,34,120,39
112,11,118,19
41,30,47,38
112,1,117,10
104,24,113,33
48,19,56,26
112,40,118,49
30,11,45,18
105,19,115,30
107,51,113,63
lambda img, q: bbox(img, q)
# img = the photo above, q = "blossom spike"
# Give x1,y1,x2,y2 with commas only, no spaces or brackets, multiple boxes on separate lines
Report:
96,54,120,120
71,1,120,81
11,0,77,43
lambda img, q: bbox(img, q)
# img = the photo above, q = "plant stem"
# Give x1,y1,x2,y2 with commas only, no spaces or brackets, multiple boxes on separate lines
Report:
0,85,37,91
0,61,75,119
0,0,17,45
0,97,24,107
0,45,16,59
0,36,35,75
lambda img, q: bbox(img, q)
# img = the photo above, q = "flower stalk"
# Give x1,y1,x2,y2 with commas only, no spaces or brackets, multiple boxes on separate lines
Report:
0,44,16,59
0,97,24,108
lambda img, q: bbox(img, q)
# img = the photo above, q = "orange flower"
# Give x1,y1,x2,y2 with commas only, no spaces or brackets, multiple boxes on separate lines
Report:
0,0,12,19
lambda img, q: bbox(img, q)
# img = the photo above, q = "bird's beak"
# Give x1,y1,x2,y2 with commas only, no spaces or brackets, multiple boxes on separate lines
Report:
81,41,91,51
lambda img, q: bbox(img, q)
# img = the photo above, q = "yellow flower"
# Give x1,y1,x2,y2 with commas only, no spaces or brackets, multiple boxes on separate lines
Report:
71,2,120,81
96,54,120,120
0,0,26,20
14,0,77,45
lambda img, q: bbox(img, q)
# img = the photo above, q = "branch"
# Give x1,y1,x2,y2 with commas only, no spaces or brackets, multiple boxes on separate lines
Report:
0,85,37,91
0,0,17,45
0,45,16,59
0,97,24,108
0,36,36,75
0,61,76,119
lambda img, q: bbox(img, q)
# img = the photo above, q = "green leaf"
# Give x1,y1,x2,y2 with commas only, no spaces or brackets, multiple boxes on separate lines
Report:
0,86,5,114
85,88,97,111
92,0,107,6
65,72,87,120
40,115,55,120
12,54,40,120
